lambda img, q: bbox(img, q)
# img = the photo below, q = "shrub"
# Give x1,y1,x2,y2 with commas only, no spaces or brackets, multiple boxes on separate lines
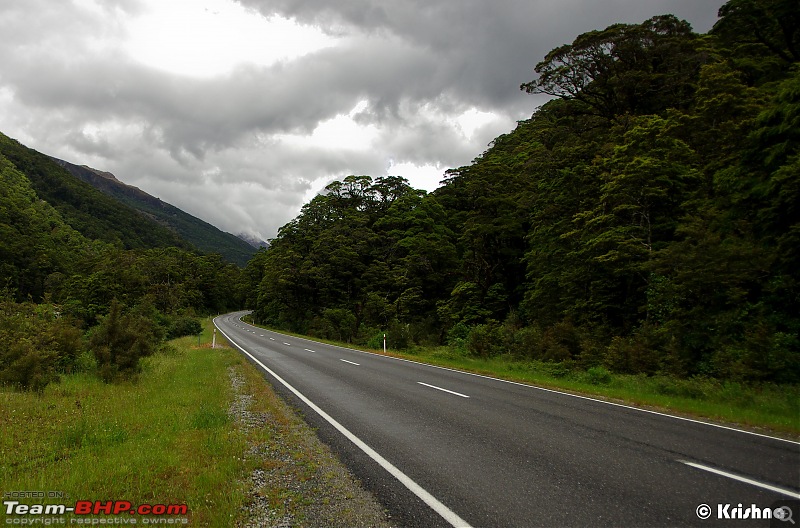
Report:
167,316,203,339
88,299,161,382
386,319,412,350
0,299,83,391
466,321,504,357
586,366,613,385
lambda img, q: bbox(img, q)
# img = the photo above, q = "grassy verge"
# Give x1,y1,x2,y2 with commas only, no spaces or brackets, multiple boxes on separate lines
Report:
241,317,799,438
1,318,390,527
403,348,799,436
0,320,245,524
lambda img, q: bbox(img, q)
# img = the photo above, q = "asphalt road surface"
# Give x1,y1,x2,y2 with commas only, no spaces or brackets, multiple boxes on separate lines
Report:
214,311,800,527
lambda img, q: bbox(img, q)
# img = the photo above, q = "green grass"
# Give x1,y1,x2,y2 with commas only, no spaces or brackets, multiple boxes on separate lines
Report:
412,351,800,435
0,318,393,527
241,317,800,438
0,320,249,525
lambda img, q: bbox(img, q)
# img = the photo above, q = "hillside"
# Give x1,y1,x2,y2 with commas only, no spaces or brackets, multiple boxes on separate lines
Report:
1,137,242,389
53,158,257,267
0,133,191,252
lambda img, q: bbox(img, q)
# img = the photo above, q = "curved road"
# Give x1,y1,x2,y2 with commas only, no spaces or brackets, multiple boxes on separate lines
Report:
215,312,799,527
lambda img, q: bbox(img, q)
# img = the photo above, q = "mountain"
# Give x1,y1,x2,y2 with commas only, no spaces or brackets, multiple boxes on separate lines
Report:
0,132,191,252
52,158,257,267
236,232,270,249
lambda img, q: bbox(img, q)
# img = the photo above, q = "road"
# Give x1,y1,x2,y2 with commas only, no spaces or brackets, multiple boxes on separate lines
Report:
214,311,800,527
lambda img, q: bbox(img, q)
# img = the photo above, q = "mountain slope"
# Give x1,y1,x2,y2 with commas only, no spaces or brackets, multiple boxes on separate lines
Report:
53,159,257,267
0,133,190,252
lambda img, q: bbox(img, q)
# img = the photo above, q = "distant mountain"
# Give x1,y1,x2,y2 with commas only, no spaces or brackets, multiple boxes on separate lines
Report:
236,232,269,249
52,158,257,267
0,132,190,252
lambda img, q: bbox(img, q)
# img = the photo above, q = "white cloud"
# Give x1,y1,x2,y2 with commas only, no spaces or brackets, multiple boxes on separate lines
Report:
0,0,726,244
124,0,335,77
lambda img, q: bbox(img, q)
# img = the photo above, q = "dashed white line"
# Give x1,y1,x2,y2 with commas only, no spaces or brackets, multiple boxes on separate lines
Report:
284,342,292,346
340,359,360,366
304,348,316,353
417,382,470,399
680,461,800,499
213,318,472,528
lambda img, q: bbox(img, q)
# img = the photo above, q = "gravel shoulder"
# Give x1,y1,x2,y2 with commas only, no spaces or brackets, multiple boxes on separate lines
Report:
227,361,396,528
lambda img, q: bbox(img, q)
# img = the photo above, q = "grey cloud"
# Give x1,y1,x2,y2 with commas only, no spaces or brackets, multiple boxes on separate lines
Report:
0,0,726,241
237,0,723,113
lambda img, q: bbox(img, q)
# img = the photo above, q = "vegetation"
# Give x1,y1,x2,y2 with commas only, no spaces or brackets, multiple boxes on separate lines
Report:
0,322,391,526
1,325,245,524
0,0,795,435
55,158,258,266
0,133,190,251
0,134,241,391
243,3,799,387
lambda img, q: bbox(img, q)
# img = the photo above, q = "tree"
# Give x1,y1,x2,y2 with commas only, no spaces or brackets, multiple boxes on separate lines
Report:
712,0,800,65
521,15,702,120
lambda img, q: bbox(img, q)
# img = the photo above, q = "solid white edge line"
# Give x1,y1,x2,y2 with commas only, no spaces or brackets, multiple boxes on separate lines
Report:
340,359,361,366
214,317,473,528
680,461,800,499
418,382,470,399
231,313,798,446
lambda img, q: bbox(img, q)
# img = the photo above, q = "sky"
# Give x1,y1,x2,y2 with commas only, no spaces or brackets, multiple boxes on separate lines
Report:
0,0,725,241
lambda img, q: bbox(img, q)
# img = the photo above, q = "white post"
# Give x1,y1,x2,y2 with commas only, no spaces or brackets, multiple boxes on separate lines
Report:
383,333,386,354
212,328,217,349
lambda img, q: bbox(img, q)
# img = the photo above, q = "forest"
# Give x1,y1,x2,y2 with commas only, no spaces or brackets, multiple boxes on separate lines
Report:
2,0,797,392
243,1,799,384
0,133,242,390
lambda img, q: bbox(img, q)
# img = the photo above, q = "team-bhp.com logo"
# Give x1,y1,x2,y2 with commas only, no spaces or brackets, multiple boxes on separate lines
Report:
4,500,188,523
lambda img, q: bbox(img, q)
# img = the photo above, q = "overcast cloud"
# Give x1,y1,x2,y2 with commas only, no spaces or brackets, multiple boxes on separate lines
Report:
0,0,724,241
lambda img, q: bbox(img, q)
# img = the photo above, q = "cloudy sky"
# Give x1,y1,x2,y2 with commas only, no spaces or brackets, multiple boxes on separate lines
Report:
0,0,725,241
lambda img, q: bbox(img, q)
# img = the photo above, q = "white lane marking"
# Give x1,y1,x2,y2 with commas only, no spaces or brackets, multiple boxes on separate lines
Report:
304,348,316,353
680,461,800,498
237,317,795,446
260,334,264,337
270,338,275,341
213,318,472,528
284,342,292,346
340,359,360,366
418,382,470,399
230,313,798,446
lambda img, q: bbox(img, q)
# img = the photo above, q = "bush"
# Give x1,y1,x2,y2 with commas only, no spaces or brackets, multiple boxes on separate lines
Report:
507,325,543,359
586,366,613,385
466,321,504,357
167,316,203,339
0,299,83,391
603,325,663,375
539,320,581,362
88,299,162,382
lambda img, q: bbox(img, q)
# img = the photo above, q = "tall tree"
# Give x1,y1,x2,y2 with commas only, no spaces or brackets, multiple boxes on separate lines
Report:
521,15,703,120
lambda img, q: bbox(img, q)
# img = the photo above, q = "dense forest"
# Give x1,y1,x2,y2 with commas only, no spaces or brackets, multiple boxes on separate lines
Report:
0,134,241,389
243,1,799,384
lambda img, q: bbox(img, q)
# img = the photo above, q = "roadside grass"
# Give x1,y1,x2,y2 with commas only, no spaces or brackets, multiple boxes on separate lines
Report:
240,317,799,438
408,349,800,436
0,319,246,524
0,320,273,525
1,318,392,527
